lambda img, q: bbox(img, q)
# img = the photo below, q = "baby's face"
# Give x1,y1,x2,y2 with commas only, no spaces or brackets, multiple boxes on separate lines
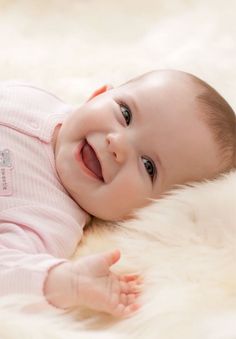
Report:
54,70,221,220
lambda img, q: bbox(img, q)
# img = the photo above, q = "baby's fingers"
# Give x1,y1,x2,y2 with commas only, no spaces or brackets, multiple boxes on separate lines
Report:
119,279,143,295
120,293,138,306
111,302,140,318
120,273,141,282
120,274,143,290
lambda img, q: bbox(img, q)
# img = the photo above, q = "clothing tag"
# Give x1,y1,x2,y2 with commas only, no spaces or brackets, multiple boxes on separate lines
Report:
0,149,14,168
0,167,12,195
0,149,13,196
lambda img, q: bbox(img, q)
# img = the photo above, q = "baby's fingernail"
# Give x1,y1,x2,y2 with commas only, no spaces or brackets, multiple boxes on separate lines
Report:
130,303,141,313
134,287,143,294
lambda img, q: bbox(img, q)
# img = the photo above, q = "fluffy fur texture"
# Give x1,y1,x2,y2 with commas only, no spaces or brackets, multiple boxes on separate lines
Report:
0,0,236,338
1,172,236,338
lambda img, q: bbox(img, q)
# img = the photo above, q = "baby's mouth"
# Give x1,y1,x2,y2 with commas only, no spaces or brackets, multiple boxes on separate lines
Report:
81,140,103,181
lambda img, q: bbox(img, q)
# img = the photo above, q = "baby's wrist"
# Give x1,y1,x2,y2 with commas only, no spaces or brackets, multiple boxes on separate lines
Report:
44,262,72,309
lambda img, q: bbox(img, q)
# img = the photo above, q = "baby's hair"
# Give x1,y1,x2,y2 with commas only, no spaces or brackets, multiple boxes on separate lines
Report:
188,73,236,171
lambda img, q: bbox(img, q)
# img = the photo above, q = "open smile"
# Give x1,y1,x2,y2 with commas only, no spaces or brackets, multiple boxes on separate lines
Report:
75,139,104,181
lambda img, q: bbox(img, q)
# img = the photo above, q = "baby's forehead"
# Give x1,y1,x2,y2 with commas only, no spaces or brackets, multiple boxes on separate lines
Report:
123,70,199,96
118,71,205,126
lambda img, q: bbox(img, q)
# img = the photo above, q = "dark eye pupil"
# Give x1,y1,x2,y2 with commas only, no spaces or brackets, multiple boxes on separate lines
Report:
143,158,154,176
121,105,131,125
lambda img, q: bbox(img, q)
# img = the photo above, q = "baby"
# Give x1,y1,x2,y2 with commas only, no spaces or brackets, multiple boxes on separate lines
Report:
0,70,235,317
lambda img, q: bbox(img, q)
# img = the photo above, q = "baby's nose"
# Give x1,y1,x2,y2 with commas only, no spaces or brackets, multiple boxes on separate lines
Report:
106,132,128,163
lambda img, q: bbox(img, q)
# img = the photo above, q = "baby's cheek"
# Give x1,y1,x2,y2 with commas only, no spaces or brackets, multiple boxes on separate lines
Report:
111,174,149,209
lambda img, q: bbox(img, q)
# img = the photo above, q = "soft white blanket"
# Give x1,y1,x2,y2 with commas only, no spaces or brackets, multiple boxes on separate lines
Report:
0,1,236,338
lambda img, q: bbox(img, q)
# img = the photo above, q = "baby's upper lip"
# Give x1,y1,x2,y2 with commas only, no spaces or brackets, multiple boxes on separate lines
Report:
86,139,105,182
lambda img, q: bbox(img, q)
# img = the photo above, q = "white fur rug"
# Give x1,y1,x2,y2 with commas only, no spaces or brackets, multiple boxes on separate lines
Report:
0,0,236,338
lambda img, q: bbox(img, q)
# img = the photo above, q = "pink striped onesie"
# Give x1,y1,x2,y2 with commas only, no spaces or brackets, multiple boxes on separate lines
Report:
0,82,88,301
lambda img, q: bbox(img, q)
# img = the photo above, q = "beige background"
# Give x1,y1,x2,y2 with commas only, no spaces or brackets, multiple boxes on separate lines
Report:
0,0,235,108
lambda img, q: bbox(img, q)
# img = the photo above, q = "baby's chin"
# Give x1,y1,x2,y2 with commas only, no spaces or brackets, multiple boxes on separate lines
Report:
77,204,125,222
67,186,141,222
89,206,139,222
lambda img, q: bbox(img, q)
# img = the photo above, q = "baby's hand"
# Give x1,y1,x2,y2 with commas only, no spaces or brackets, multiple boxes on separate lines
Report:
44,250,141,317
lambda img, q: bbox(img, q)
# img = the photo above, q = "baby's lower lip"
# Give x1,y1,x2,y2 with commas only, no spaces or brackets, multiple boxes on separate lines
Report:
75,140,102,181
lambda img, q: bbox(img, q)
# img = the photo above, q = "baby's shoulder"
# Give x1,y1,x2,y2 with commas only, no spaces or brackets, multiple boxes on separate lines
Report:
0,81,72,135
0,81,66,107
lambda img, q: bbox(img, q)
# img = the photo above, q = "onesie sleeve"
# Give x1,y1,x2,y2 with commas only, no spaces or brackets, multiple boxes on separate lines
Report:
0,222,67,298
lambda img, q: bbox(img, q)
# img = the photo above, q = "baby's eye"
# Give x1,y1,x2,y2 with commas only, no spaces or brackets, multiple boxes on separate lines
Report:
142,156,156,182
120,103,132,126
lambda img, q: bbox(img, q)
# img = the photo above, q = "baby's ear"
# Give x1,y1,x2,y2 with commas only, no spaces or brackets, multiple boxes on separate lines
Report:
87,84,113,101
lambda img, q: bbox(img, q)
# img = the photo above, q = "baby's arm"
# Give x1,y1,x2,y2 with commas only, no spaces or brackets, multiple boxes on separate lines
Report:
0,222,67,296
0,222,141,317
44,249,141,317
